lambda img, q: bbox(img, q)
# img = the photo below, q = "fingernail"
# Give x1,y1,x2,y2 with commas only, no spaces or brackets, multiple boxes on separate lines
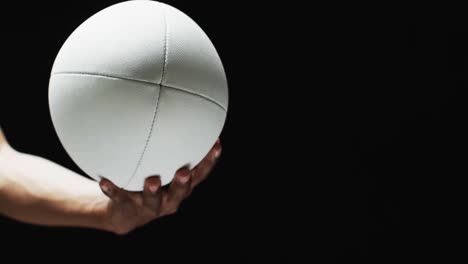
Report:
178,172,191,184
179,177,190,184
215,149,221,158
149,184,159,193
101,184,111,195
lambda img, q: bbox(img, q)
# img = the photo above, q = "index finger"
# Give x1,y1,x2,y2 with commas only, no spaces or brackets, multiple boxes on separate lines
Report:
191,139,222,188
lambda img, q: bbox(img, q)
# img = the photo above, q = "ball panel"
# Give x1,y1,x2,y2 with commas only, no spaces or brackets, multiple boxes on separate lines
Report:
124,85,227,191
49,74,160,187
49,1,229,191
51,1,166,84
160,2,229,109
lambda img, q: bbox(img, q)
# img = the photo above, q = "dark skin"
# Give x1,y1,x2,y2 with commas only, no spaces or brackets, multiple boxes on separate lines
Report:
100,139,222,234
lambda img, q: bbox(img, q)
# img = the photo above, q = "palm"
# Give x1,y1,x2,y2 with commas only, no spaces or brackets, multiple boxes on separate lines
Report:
106,195,154,234
99,140,221,234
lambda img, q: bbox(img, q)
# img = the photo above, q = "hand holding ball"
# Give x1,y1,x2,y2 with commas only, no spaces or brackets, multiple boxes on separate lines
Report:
49,1,228,191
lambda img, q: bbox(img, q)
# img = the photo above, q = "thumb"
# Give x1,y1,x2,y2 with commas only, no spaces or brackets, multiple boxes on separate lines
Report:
99,178,128,203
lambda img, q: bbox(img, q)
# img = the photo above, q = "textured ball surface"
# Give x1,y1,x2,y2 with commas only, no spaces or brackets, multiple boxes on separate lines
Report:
49,1,228,191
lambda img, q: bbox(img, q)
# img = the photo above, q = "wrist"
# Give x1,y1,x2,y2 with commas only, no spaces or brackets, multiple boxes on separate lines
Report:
86,196,115,233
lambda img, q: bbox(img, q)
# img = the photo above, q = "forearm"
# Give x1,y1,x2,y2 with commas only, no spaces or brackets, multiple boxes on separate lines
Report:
0,146,111,231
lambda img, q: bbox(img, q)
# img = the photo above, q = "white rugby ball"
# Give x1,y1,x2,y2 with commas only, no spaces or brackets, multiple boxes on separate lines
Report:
48,1,228,191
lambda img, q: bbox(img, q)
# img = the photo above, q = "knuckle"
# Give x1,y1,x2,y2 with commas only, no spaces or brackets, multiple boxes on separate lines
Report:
146,202,161,215
135,197,144,206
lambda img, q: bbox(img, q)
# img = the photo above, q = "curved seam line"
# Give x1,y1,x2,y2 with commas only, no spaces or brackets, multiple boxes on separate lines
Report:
128,86,161,185
51,72,227,111
125,5,168,187
51,71,155,85
163,85,226,111
160,3,169,84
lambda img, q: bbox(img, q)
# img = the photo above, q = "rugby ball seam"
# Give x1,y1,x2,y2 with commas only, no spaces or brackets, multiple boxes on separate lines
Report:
50,72,227,110
48,1,228,189
128,4,168,185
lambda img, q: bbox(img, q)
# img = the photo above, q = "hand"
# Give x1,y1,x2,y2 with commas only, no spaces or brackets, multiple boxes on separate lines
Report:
98,139,222,235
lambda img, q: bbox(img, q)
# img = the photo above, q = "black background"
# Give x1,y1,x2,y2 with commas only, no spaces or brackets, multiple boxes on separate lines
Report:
0,1,466,262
